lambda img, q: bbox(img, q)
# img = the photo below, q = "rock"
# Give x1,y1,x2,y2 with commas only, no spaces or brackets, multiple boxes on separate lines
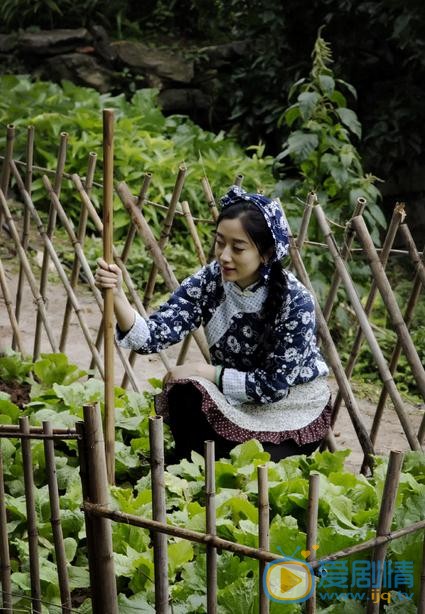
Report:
0,34,17,54
42,53,113,93
158,88,211,113
112,41,194,84
90,25,116,64
19,28,93,56
197,41,248,66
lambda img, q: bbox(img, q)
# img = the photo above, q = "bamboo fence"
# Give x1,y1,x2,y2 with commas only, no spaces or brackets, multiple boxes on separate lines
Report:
0,408,424,613
0,123,424,466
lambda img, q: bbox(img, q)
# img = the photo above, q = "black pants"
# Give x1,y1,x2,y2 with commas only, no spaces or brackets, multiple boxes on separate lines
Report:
167,382,322,463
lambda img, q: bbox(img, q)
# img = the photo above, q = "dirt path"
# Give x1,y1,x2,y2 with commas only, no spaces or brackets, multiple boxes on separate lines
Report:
0,259,422,473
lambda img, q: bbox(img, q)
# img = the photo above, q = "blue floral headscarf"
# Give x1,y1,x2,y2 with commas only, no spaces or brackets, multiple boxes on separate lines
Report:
219,186,289,281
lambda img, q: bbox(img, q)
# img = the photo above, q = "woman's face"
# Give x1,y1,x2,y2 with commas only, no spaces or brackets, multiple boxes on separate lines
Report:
215,217,265,289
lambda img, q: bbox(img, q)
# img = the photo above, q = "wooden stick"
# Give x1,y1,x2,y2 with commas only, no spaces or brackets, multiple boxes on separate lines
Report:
0,186,58,352
322,197,368,322
0,124,15,231
60,152,97,351
33,131,68,360
42,421,72,613
175,199,207,367
20,416,42,613
8,168,103,373
72,174,172,373
331,203,405,422
201,176,219,221
314,206,421,452
81,404,118,613
352,215,425,402
117,181,211,363
370,242,424,447
398,222,425,286
0,255,24,352
103,109,115,485
278,204,375,465
306,473,320,614
258,464,269,614
366,450,404,613
149,416,169,613
296,192,317,249
0,445,12,613
82,502,425,566
41,174,140,389
205,440,217,613
13,125,34,351
143,164,186,309
234,173,244,187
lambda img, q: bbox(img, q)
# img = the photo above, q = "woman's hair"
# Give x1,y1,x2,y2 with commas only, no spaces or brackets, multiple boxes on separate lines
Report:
216,200,287,366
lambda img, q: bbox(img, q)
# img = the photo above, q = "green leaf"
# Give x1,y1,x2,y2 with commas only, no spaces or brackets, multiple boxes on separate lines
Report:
168,539,194,575
297,91,321,120
335,108,362,138
319,75,335,96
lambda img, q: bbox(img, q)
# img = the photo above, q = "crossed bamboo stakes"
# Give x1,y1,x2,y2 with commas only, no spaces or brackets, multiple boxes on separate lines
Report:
0,128,424,475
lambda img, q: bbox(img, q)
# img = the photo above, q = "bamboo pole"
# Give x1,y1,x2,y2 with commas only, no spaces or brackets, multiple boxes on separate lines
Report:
306,473,320,614
13,125,35,350
296,192,317,249
0,445,12,613
33,131,68,360
370,242,425,448
8,169,104,373
60,152,97,351
103,109,115,485
331,203,405,421
20,416,42,613
366,450,404,614
234,173,244,187
149,416,169,613
41,174,139,389
0,123,15,231
314,206,421,451
278,204,375,464
352,215,425,402
82,504,425,566
258,465,269,614
72,174,172,373
143,164,186,309
399,222,425,286
80,404,118,614
205,440,217,613
42,421,72,613
0,187,58,352
117,181,211,363
120,173,156,388
0,256,24,353
175,199,208,367
322,197,368,322
201,176,219,221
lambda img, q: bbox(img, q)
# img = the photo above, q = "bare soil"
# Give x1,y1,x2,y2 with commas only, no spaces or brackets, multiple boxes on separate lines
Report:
0,257,423,473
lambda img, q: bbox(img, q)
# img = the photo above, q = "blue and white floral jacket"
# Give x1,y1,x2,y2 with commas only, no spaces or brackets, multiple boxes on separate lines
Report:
116,260,329,406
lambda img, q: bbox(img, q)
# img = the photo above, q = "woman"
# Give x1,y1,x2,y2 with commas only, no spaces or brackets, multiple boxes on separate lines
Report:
95,186,331,462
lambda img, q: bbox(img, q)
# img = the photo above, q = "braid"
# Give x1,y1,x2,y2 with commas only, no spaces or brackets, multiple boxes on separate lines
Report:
258,262,287,367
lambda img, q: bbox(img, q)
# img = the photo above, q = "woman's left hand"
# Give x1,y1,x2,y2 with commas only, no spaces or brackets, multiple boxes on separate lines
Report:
163,363,216,385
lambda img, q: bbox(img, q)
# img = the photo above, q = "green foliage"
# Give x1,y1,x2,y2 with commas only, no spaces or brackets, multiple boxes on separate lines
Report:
1,352,424,610
274,33,384,241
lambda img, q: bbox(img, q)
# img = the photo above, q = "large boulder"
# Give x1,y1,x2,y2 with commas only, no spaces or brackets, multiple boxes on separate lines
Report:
19,29,93,56
158,88,211,113
112,41,194,84
41,53,113,93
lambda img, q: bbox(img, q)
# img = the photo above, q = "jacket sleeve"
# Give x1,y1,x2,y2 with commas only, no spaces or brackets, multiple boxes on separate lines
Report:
221,288,328,405
115,267,208,354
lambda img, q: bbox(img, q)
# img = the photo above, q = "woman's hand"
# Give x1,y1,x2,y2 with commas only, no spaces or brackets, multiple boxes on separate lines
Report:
163,363,216,385
95,257,123,294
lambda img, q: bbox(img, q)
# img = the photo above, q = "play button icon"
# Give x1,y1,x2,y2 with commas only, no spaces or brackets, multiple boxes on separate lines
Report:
264,558,315,603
